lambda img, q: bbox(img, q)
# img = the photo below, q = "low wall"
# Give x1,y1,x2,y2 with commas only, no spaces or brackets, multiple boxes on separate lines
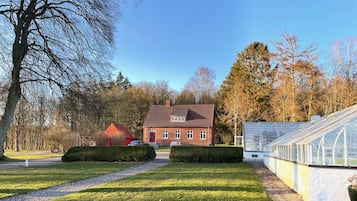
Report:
264,156,355,201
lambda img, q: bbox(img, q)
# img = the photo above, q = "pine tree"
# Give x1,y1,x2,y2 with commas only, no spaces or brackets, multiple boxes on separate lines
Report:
217,42,274,142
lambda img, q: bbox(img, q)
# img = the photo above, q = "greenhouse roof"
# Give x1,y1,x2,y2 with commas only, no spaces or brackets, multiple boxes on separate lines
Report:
243,122,304,136
265,104,357,147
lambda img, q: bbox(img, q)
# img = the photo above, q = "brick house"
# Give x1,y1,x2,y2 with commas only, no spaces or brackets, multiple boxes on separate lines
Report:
143,100,215,146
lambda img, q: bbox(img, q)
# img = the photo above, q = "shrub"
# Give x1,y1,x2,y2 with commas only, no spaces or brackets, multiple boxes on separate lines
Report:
45,125,77,153
169,146,243,163
62,146,156,162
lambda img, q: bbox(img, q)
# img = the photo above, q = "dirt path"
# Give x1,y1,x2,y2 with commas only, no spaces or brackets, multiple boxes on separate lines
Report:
247,160,304,201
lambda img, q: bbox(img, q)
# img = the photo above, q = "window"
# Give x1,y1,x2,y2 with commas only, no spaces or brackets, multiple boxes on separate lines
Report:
170,115,186,122
175,130,181,139
187,130,193,139
162,130,168,139
200,130,206,140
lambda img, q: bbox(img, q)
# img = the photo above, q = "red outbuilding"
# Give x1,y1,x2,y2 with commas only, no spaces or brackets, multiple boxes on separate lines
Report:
104,123,135,146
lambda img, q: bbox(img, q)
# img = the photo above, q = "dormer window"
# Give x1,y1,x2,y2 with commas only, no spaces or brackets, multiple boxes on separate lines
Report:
170,115,186,122
169,108,189,122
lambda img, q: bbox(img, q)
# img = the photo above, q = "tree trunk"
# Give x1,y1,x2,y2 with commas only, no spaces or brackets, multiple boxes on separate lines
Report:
0,79,21,158
0,14,28,158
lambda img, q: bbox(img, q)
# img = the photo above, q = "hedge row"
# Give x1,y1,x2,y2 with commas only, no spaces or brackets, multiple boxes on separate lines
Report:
62,146,156,162
169,146,243,163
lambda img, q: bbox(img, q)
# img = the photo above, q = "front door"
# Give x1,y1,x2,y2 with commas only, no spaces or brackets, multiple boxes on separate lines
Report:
149,131,155,142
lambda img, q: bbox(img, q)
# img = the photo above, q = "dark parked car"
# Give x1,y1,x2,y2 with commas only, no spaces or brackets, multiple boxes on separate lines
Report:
128,140,142,146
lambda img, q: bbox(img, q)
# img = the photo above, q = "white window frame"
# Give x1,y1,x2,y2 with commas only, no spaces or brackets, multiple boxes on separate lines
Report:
187,130,193,139
170,115,186,122
200,130,206,140
175,130,181,139
162,130,168,139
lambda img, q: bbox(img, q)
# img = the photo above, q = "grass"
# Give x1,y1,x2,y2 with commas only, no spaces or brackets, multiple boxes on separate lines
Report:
54,162,269,201
0,162,137,199
3,150,63,161
155,147,171,152
335,158,357,166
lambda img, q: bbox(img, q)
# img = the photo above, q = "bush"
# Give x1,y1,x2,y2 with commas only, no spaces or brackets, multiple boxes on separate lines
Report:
62,146,156,162
169,146,243,163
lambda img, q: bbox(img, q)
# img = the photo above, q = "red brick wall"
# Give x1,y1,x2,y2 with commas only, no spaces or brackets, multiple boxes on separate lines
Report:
143,127,214,146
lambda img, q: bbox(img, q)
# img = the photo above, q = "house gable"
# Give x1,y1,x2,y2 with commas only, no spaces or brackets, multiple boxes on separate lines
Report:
143,103,215,146
143,104,215,128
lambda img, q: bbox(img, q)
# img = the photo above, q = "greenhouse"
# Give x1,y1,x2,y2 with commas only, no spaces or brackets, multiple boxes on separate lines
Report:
264,104,357,201
265,104,357,167
242,122,304,159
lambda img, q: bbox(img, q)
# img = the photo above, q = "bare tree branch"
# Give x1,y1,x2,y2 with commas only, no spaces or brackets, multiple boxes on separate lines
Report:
0,0,119,158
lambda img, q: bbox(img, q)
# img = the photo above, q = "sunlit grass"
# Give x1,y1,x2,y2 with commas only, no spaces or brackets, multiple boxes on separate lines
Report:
55,163,269,201
335,158,357,166
0,162,137,199
3,150,63,160
155,147,171,152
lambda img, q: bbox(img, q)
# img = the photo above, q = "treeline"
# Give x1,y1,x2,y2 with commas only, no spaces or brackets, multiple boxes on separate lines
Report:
3,69,216,151
2,34,357,150
216,34,357,144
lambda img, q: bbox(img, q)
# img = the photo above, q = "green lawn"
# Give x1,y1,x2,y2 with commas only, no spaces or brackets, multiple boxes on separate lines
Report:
155,147,171,152
3,150,63,161
54,163,269,201
0,162,137,199
334,158,357,166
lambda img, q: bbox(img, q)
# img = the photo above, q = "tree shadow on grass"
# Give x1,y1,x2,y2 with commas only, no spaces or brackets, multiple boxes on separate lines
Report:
0,188,34,198
75,186,268,201
82,185,262,193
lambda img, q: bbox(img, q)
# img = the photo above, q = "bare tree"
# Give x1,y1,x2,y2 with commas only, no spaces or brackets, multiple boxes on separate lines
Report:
272,33,317,121
0,0,118,158
323,38,357,113
329,38,357,81
223,81,253,138
184,67,216,104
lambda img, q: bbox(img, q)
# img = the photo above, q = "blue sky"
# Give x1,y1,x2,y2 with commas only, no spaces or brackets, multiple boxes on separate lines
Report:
111,0,357,91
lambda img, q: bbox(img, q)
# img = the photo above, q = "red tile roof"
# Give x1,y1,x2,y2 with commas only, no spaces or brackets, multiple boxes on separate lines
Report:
104,123,134,139
143,104,215,128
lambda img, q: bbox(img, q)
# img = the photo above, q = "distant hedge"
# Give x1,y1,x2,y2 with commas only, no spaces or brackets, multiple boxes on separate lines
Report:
62,146,156,162
169,146,243,163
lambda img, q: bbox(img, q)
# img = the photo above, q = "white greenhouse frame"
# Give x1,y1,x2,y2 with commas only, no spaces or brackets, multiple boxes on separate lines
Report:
265,105,357,167
242,122,304,159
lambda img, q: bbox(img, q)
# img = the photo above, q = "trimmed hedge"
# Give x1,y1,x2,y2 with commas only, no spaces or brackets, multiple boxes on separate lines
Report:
169,146,243,163
62,146,156,162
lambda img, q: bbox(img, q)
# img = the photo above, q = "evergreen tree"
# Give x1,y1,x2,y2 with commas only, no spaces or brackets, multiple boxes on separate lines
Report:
217,42,274,142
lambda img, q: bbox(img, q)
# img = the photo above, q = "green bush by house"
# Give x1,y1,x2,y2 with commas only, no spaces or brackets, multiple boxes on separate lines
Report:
169,146,243,163
62,146,156,162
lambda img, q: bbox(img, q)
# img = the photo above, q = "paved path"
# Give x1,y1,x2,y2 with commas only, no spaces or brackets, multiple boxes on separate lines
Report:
0,152,170,201
0,157,62,170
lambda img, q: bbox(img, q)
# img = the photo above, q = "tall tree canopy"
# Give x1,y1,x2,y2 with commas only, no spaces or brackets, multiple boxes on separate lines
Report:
217,42,274,143
0,0,118,158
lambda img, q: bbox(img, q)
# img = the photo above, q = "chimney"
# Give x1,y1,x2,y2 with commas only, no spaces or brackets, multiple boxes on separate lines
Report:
165,100,171,107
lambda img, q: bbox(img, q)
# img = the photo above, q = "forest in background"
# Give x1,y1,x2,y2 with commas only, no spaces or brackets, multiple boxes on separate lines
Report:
1,33,356,151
